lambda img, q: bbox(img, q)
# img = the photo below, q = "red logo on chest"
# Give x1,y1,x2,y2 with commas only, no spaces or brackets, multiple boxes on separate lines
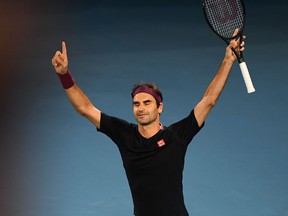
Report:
157,139,166,147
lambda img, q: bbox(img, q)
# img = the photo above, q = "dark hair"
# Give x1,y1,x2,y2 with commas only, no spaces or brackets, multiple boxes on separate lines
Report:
131,82,163,106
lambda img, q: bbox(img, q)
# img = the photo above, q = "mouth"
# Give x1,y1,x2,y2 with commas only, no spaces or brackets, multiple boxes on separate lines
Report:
137,113,147,118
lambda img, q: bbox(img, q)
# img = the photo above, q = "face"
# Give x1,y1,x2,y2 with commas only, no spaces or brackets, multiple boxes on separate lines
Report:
133,93,163,126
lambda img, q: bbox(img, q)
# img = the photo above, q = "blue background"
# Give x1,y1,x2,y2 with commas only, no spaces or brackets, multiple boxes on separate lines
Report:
1,0,287,215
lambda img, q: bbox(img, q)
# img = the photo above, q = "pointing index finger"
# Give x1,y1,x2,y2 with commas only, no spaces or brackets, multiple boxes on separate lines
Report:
62,41,67,58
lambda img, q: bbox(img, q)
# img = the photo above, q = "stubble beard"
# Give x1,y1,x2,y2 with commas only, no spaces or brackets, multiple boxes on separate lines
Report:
136,113,158,127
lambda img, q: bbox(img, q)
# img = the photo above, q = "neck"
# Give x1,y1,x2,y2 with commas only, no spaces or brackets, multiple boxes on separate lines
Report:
138,121,161,138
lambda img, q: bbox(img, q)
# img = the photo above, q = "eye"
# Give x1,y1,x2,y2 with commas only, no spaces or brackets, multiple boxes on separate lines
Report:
133,102,140,107
143,100,152,106
144,101,150,105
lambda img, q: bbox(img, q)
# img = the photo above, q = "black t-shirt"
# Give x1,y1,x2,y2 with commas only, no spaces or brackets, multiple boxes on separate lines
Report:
98,110,203,216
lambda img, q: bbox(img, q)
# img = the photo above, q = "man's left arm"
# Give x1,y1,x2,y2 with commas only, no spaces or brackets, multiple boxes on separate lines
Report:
194,29,246,127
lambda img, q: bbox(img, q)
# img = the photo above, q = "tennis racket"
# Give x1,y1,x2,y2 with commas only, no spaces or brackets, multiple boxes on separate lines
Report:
203,0,255,93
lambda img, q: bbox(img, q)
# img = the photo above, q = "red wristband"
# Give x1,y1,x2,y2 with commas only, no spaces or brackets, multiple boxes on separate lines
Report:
57,70,75,89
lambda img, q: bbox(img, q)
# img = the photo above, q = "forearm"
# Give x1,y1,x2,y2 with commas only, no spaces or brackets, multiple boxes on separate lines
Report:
65,84,94,115
194,58,234,126
203,58,234,105
60,74,101,128
57,70,92,114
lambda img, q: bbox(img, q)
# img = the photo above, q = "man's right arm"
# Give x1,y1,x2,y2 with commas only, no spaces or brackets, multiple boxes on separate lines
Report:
52,41,101,128
65,84,101,129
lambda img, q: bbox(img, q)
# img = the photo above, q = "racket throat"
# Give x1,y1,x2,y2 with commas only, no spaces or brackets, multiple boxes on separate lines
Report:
238,55,245,63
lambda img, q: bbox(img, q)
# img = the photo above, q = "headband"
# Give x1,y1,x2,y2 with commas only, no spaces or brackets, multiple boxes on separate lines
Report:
132,86,162,104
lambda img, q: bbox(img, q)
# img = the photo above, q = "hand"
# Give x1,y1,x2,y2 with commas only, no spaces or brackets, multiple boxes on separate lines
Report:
225,29,246,63
52,41,68,74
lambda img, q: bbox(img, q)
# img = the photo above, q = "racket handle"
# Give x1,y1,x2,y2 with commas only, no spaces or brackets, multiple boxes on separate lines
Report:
239,62,255,93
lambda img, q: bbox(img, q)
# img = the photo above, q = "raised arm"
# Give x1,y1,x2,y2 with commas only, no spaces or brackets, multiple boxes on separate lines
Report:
194,29,246,127
52,42,101,128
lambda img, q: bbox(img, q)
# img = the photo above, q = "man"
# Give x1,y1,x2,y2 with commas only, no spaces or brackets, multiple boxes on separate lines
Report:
51,29,245,216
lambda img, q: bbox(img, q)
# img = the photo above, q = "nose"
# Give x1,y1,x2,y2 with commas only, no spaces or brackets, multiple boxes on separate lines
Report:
138,104,145,111
136,103,147,112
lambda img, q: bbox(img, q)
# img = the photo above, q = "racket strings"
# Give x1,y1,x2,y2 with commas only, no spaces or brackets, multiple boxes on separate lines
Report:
204,0,244,39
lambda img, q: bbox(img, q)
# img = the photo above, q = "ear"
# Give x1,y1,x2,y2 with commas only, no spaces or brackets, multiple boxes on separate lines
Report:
158,102,163,114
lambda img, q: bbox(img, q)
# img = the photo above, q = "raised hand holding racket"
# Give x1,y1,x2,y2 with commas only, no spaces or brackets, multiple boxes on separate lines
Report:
203,0,255,93
226,29,245,62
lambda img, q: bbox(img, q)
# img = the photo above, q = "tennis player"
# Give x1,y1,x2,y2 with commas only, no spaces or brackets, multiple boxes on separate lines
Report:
51,29,245,216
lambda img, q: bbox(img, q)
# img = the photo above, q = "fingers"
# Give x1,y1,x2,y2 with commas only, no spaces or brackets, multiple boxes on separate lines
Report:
232,28,239,37
231,28,246,43
51,42,69,74
225,29,247,62
229,39,238,51
240,40,245,51
229,40,244,53
230,29,246,50
52,41,68,68
52,51,60,62
237,35,246,52
55,55,65,66
52,51,63,67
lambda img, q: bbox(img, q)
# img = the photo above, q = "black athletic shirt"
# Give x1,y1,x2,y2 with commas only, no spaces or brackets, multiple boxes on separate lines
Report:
98,109,203,216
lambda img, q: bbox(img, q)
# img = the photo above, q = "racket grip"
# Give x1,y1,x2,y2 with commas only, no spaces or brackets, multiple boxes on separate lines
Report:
239,62,255,93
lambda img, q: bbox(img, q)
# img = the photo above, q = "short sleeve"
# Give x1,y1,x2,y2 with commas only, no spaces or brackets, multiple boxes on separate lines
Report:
168,109,204,145
97,112,134,147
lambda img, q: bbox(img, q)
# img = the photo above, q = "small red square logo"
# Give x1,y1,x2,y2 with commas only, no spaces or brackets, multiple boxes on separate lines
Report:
157,139,166,147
